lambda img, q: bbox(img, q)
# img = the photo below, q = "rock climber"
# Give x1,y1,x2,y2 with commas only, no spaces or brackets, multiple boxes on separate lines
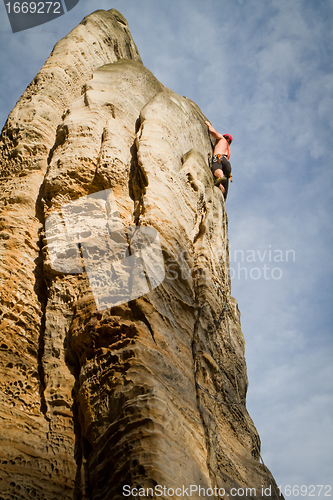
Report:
205,121,233,200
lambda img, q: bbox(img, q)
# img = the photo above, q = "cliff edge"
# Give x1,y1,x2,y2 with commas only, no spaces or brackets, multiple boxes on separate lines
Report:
0,9,281,500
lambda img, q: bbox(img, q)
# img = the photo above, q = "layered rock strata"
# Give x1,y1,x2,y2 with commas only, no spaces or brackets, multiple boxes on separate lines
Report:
0,9,281,500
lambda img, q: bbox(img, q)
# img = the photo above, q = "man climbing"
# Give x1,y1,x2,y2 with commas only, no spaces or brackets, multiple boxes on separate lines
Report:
205,121,233,200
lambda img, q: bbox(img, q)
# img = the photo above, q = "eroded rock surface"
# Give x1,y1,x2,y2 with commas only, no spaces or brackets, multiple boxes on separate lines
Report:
0,9,281,500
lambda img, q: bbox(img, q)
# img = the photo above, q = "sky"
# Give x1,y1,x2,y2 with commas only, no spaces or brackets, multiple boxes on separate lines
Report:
1,0,333,496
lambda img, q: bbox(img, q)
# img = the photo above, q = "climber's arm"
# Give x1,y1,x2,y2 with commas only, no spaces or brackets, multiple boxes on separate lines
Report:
205,121,224,141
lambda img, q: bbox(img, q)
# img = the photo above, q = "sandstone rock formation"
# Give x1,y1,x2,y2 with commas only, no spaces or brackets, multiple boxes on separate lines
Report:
0,9,282,500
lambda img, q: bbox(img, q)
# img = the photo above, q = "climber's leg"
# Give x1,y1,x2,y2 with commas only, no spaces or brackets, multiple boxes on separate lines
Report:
211,167,226,194
213,168,225,181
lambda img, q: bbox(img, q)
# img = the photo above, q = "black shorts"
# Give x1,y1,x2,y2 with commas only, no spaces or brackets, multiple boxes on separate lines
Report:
211,155,231,176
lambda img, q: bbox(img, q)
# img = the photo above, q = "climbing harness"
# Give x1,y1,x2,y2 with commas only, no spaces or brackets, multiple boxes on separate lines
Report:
212,154,228,162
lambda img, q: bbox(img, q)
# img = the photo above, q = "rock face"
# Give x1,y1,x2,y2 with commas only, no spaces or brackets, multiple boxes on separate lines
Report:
0,9,281,500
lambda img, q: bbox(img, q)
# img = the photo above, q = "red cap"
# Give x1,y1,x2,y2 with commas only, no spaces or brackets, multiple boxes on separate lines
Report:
223,134,233,144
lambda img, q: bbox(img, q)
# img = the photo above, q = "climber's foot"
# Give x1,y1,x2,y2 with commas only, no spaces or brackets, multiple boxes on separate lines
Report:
214,176,226,186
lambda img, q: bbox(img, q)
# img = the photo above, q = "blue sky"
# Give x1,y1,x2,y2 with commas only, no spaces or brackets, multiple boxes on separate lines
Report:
1,0,332,495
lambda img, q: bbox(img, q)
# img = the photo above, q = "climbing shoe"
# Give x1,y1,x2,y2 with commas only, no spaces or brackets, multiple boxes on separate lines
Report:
214,176,226,186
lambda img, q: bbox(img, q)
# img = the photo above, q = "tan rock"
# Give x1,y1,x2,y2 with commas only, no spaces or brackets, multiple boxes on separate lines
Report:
0,9,282,500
